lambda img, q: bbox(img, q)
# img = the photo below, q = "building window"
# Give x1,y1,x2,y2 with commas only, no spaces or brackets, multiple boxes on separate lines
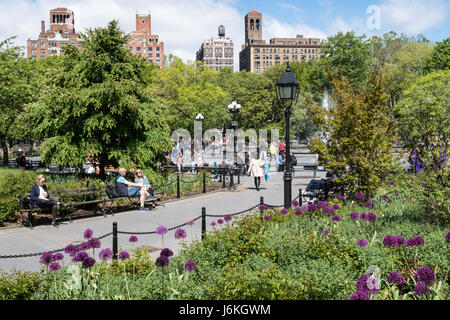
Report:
40,49,46,54
148,47,153,51
148,53,153,57
156,53,160,57
129,47,133,51
40,43,46,47
31,42,36,47
136,47,141,51
156,47,160,51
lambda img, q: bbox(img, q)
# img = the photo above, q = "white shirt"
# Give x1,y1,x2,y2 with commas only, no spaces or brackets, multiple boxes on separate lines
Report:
38,186,47,200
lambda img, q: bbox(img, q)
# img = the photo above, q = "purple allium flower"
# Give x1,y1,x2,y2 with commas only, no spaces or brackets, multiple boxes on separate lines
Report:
259,204,269,211
79,241,91,251
300,205,308,211
350,290,370,300
356,274,379,294
360,212,368,221
387,272,405,285
184,260,197,271
88,237,101,249
64,244,77,256
160,248,174,257
389,181,396,186
118,251,130,261
414,282,430,296
337,195,345,201
365,200,374,209
210,221,217,227
323,229,329,236
332,203,340,210
350,212,359,220
224,214,232,222
53,253,64,261
317,201,328,208
49,262,61,271
414,236,425,246
264,216,271,221
396,236,407,247
82,257,96,268
308,204,318,211
155,256,170,267
367,212,377,222
382,194,389,201
414,267,436,286
217,219,224,225
99,248,113,261
280,208,288,215
129,235,138,243
357,238,368,247
294,209,303,216
175,228,187,239
292,200,299,207
331,214,341,222
446,231,450,244
187,220,195,226
383,235,398,248
156,225,168,235
406,237,417,247
392,189,399,196
73,251,89,263
40,252,54,265
356,193,366,201
83,228,93,239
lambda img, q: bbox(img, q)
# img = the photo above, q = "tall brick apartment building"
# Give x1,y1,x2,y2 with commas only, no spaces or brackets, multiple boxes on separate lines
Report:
127,13,164,69
27,8,81,58
239,10,322,73
196,25,234,71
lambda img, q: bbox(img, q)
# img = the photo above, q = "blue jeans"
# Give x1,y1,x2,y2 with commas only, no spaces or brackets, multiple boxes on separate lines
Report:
128,187,141,197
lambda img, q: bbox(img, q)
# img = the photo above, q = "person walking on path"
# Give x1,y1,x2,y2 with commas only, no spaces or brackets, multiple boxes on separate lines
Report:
29,175,60,227
247,152,264,191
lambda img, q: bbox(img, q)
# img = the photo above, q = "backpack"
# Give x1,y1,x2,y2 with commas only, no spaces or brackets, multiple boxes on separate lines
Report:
106,184,119,199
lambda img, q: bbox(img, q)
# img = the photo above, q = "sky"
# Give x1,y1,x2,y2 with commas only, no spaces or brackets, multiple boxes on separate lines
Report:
0,0,449,70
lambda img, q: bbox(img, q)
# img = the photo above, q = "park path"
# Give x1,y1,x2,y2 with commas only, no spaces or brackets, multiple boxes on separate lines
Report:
0,171,319,273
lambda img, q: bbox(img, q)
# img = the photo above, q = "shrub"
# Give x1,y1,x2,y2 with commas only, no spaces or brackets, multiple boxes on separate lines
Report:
0,270,41,300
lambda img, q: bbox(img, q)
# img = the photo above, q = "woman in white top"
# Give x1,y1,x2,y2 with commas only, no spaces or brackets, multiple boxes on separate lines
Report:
247,152,264,191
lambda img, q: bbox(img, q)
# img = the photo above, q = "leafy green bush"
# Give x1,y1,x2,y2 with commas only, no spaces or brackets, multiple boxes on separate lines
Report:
0,270,41,300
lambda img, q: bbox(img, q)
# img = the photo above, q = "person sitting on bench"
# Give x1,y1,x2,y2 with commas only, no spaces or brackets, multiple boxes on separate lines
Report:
116,168,150,212
134,169,156,209
29,174,60,227
305,169,337,193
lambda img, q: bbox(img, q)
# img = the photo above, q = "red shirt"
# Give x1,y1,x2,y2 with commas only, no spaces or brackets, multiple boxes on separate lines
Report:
278,141,285,151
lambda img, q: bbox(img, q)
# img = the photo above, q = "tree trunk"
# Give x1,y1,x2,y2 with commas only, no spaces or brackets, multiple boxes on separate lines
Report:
0,136,8,165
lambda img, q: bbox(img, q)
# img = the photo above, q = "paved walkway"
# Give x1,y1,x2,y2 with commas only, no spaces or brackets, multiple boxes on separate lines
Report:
0,171,319,273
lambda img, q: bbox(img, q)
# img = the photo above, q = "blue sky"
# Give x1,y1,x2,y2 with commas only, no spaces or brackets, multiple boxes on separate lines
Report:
0,0,448,68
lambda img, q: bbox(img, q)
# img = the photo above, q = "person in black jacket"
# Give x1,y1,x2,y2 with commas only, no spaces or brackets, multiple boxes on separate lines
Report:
30,175,60,227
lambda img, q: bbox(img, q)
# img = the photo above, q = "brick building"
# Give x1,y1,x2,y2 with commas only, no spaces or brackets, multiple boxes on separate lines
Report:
196,25,234,71
239,10,322,73
27,8,81,58
127,13,164,69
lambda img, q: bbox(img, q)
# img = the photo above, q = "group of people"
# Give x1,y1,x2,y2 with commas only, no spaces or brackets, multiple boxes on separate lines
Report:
29,168,157,227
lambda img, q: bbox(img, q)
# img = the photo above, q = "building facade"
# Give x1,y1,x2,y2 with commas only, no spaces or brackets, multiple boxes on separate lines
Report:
127,13,164,69
27,8,81,58
196,25,234,71
239,10,322,73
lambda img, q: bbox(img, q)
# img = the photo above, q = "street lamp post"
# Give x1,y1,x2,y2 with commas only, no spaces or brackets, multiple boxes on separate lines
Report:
227,101,241,191
195,113,204,169
276,62,299,209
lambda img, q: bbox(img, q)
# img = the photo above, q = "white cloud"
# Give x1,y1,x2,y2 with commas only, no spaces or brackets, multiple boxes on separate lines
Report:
380,0,448,34
263,14,328,41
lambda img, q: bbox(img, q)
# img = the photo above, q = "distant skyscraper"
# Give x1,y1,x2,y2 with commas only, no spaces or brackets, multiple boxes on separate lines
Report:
127,13,164,69
239,10,322,73
196,25,234,71
27,8,81,58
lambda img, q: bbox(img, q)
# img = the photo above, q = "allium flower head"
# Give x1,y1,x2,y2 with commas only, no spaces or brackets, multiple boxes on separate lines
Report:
331,214,341,222
129,235,138,243
53,253,64,261
49,262,61,271
337,195,345,201
187,220,195,226
280,208,288,215
264,215,271,221
175,228,187,239
350,212,359,220
184,260,197,271
365,200,374,209
389,181,396,186
323,229,329,236
446,231,450,244
224,214,232,222
73,251,89,263
332,204,340,210
99,248,113,261
356,274,379,294
82,257,96,268
357,238,368,247
383,235,398,248
160,248,174,257
360,212,368,221
156,225,168,235
300,205,308,211
392,189,399,196
414,267,436,286
118,251,130,261
396,236,407,247
217,219,224,225
155,256,170,267
387,272,405,285
88,237,101,249
210,221,217,227
64,244,78,257
317,201,328,208
350,290,370,300
414,282,430,296
40,252,54,265
292,200,299,207
367,212,377,222
382,194,389,201
83,228,93,239
414,236,425,246
294,209,303,216
356,193,366,201
308,204,318,211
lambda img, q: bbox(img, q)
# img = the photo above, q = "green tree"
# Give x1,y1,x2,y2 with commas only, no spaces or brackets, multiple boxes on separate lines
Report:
309,73,396,198
0,37,37,164
30,20,171,177
426,37,450,72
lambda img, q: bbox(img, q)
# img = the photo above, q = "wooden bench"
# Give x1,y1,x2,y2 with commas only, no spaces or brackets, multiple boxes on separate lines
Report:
302,179,344,203
98,185,160,214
